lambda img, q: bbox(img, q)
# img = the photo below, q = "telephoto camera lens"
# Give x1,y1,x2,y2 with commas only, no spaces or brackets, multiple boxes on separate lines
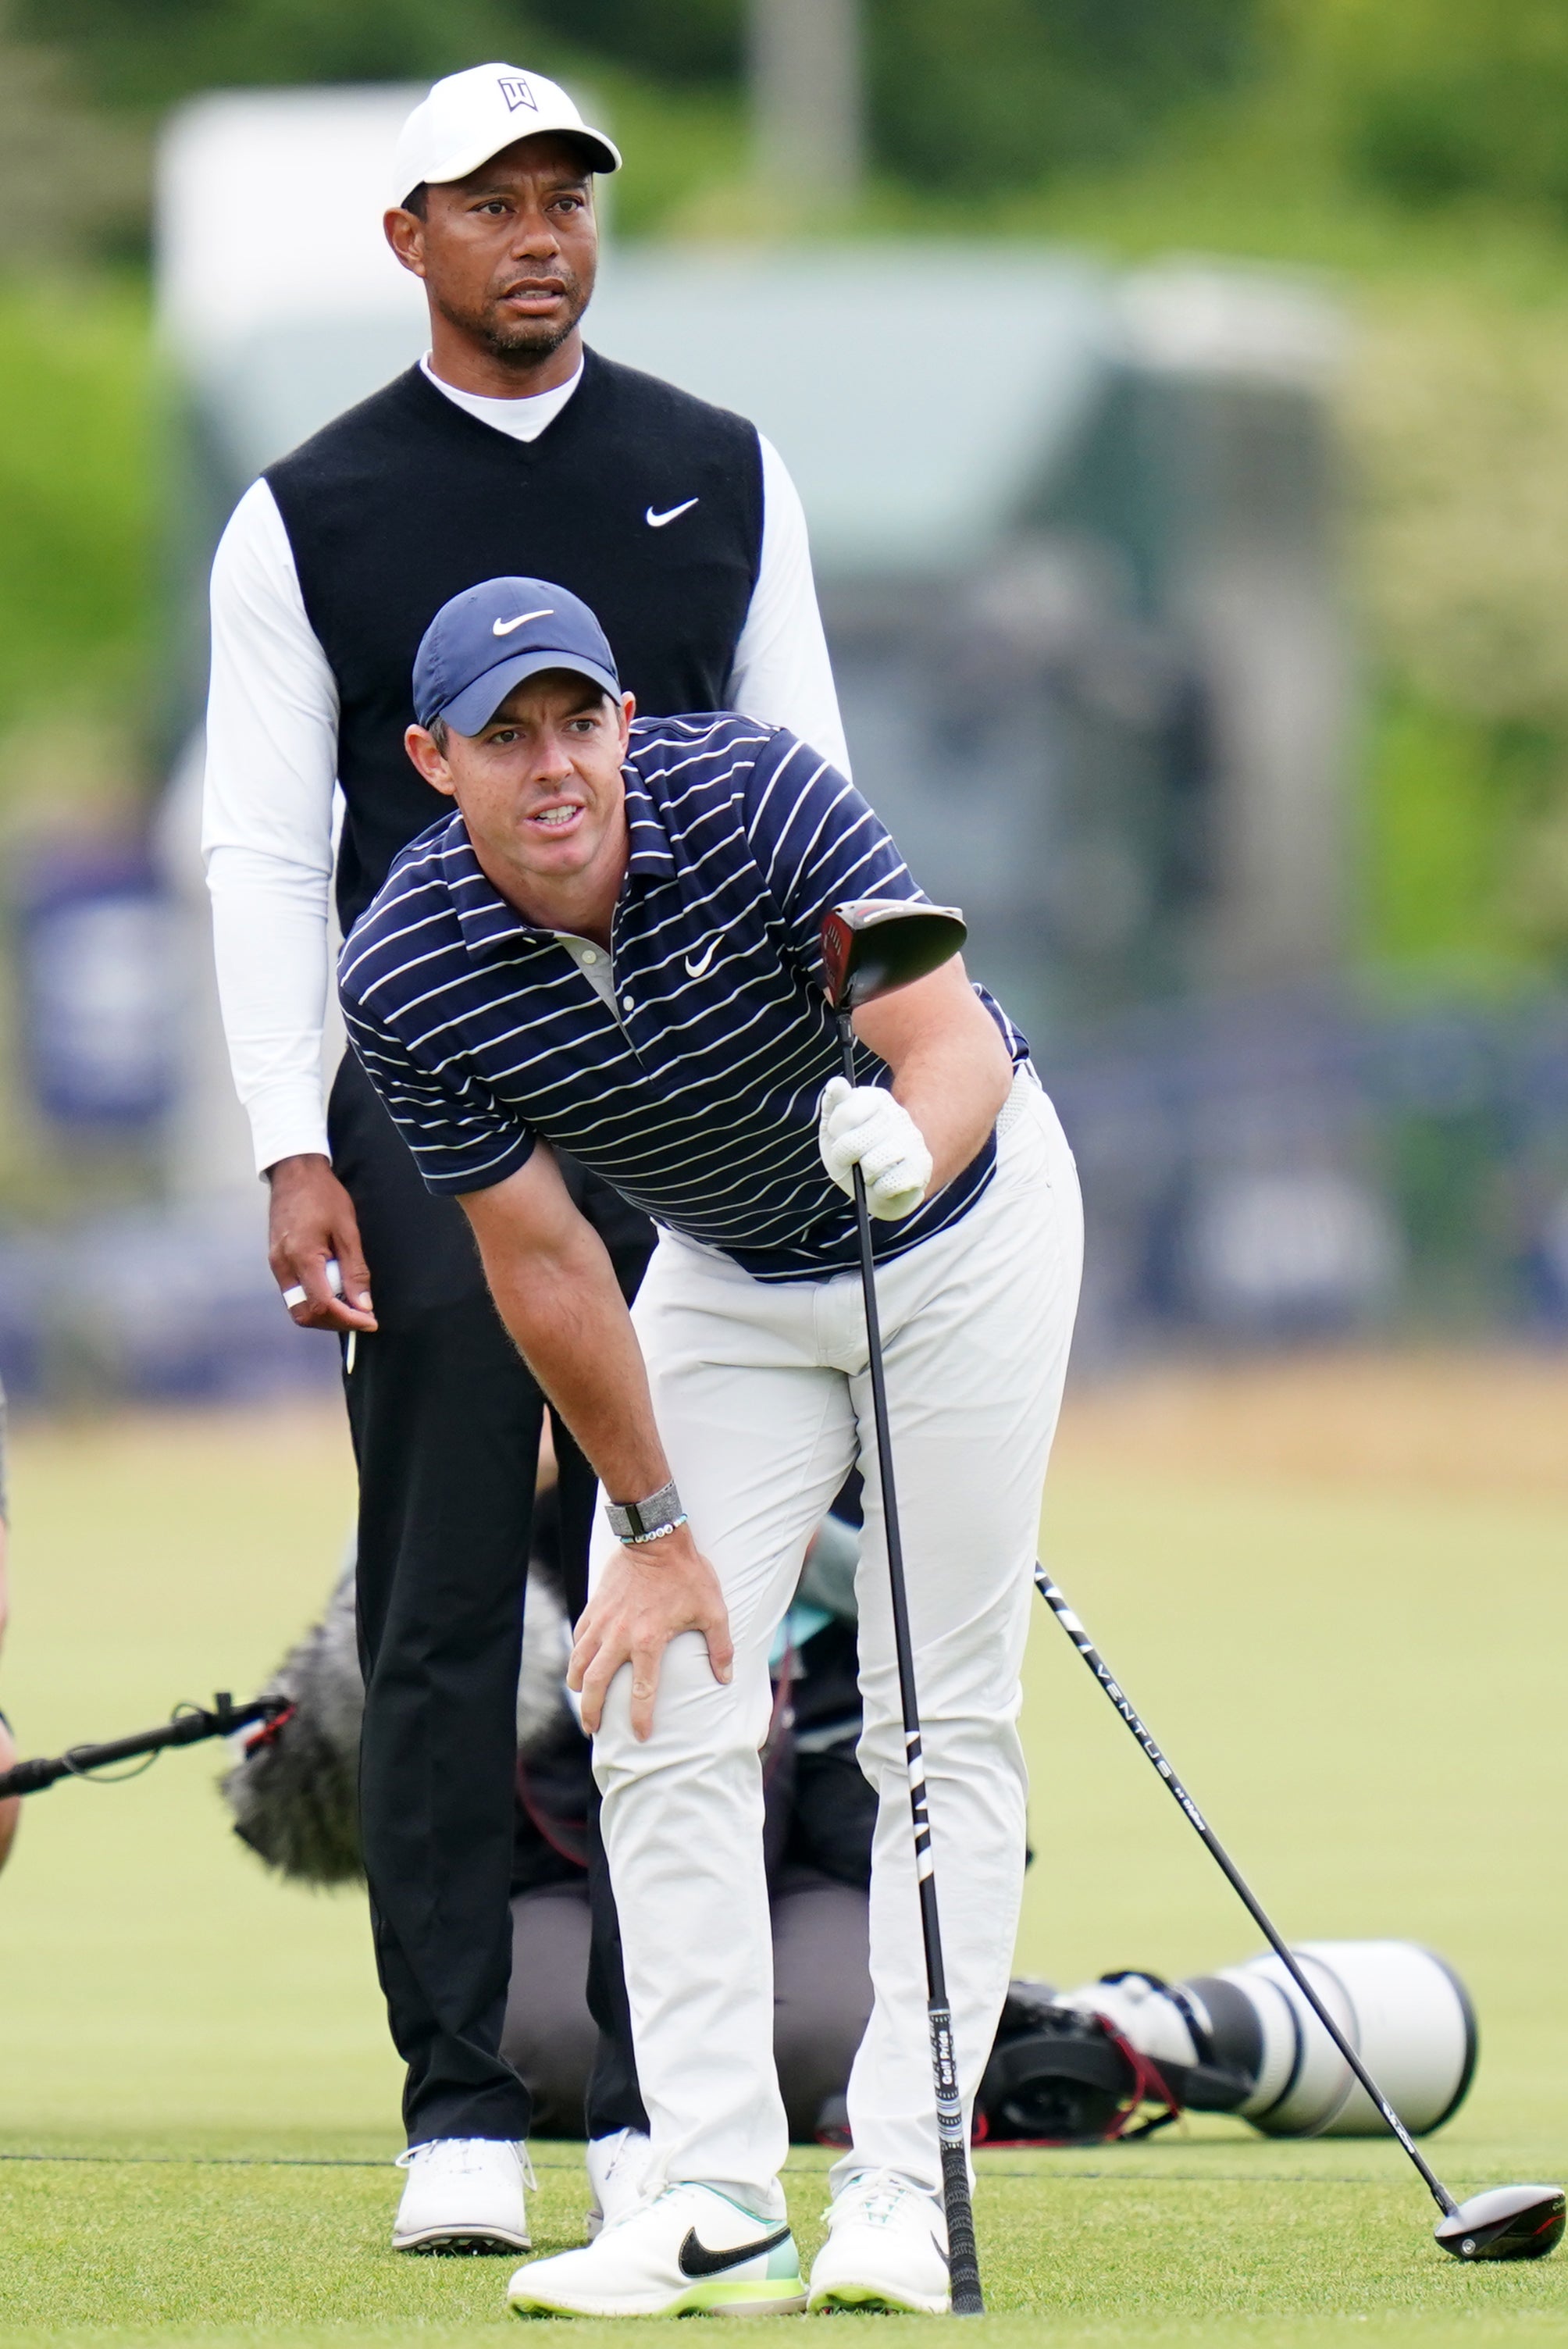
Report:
973,1942,1477,2145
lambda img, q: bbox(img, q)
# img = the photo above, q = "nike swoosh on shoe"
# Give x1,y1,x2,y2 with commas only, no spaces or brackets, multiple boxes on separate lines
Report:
677,2224,792,2279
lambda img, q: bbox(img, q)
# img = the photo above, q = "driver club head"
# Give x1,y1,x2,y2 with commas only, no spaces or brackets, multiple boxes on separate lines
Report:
1434,2183,1566,2261
821,900,968,1014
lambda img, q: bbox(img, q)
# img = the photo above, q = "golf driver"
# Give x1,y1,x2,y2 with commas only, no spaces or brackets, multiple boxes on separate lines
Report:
1033,1564,1564,2262
820,896,985,2317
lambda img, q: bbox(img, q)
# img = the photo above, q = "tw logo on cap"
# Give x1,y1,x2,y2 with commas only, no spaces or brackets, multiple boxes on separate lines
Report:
497,76,536,112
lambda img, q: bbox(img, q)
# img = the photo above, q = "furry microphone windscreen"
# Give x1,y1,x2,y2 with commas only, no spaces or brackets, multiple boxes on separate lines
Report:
220,1549,578,1887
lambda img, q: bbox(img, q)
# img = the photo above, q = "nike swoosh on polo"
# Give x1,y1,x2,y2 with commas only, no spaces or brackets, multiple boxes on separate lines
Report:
492,608,554,636
646,497,699,529
677,2224,791,2279
683,936,720,978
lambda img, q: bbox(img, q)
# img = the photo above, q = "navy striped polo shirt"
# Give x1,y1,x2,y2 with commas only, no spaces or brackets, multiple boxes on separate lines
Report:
339,715,1027,1282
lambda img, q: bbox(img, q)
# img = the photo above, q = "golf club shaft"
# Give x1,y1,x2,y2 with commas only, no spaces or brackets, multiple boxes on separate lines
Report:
1032,1563,1458,2217
839,1017,984,2315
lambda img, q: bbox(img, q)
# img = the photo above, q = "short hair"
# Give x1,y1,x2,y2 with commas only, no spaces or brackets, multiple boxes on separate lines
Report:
401,183,428,217
426,713,448,753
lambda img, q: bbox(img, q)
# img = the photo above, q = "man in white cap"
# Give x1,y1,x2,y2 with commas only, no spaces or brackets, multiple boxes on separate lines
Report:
202,62,849,2255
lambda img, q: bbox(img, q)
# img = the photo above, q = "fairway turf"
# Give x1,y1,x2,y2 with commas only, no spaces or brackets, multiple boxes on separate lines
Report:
0,1362,1564,2345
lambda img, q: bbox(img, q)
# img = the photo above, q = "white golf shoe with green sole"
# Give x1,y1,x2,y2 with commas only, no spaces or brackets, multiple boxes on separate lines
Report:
506,2181,805,2319
807,2169,952,2315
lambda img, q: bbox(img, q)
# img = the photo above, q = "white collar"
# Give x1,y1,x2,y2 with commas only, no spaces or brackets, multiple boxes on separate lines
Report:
420,353,584,444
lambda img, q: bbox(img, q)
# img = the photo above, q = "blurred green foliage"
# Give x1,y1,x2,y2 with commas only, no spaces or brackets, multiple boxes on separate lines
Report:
865,0,1257,191
535,0,741,86
1306,0,1568,217
20,0,1261,191
25,0,1568,221
10,0,527,108
9,0,1568,986
1340,280,1568,975
1362,698,1552,977
0,277,148,753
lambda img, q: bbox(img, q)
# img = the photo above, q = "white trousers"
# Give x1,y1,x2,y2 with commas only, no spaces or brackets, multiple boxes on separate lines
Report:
588,1074,1083,2207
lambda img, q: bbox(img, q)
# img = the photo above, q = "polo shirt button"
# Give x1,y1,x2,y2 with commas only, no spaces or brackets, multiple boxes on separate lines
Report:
580,948,599,965
622,994,635,1013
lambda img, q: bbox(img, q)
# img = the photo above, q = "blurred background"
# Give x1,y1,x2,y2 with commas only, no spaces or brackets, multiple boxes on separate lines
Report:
2,1,1568,2250
4,0,1568,1394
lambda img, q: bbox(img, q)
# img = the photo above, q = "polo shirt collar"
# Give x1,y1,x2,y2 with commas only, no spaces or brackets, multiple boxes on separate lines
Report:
444,771,673,961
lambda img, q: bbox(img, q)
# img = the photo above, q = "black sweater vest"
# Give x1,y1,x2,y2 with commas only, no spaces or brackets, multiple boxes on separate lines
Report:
265,348,764,931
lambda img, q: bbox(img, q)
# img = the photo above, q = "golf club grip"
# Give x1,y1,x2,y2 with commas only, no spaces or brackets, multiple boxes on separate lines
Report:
926,1998,983,2311
941,2137,985,2315
1032,1563,1458,2219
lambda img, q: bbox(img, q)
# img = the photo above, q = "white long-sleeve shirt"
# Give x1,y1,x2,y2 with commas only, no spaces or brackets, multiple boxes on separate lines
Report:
203,357,848,1176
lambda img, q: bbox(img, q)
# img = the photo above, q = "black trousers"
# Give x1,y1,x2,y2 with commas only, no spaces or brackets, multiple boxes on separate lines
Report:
329,1052,650,2146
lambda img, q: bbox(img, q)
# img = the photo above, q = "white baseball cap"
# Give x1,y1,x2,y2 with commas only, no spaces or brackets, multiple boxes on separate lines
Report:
390,62,621,209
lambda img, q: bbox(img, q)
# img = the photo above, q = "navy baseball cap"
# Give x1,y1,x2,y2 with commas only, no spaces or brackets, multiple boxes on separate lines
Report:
413,576,622,736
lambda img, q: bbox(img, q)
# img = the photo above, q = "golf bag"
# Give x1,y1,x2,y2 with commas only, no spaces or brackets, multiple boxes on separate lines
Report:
974,1941,1476,2144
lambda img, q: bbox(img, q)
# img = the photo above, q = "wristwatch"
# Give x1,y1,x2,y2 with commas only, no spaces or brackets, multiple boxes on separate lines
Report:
604,1480,688,1545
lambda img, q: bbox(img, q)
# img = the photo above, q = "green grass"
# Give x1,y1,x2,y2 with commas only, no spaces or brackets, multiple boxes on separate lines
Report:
0,1389,1564,2344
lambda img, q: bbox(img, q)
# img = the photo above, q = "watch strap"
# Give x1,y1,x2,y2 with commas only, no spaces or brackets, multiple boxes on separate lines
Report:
605,1480,684,1543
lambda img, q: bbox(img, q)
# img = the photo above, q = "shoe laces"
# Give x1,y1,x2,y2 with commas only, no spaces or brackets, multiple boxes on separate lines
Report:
829,2169,928,2230
597,2131,645,2187
395,2138,536,2190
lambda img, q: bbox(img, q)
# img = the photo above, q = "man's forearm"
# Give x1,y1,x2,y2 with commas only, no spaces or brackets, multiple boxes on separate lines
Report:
469,1214,672,1506
892,1031,1013,1193
208,850,333,1174
863,964,1014,1194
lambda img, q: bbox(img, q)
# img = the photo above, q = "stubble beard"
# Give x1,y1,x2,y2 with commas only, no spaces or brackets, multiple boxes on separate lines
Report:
434,269,593,373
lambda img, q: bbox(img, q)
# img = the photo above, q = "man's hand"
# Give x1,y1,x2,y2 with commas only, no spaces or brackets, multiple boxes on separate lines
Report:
266,1154,377,1332
818,1076,932,1220
569,1526,734,1742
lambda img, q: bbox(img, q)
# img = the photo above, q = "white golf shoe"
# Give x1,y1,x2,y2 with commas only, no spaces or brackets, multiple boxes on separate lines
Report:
392,2137,535,2254
507,2180,805,2318
807,2169,951,2315
585,2126,652,2239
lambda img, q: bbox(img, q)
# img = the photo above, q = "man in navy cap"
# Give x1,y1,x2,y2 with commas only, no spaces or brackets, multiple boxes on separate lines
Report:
202,62,847,2253
340,576,1082,2316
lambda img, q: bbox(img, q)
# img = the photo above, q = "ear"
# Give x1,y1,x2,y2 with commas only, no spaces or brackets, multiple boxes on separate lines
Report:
384,207,427,280
404,724,455,795
615,693,635,755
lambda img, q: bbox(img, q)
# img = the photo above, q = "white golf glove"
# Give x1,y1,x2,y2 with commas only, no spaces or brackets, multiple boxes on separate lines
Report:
818,1076,933,1221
